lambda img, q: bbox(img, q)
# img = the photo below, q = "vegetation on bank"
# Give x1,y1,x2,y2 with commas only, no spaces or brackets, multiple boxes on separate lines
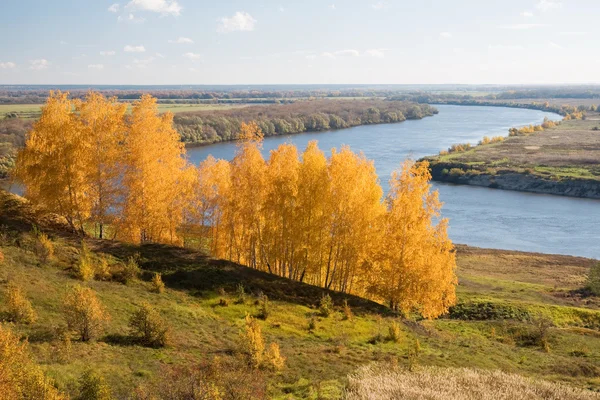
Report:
1,190,600,398
173,99,436,145
423,109,600,187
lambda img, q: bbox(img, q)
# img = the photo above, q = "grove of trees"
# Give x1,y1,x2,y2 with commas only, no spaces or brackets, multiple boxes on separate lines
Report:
15,92,456,318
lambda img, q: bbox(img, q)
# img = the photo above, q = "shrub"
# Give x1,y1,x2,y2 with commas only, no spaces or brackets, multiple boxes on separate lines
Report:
239,314,265,368
449,168,465,177
342,299,353,321
235,283,246,304
265,342,285,371
76,242,95,281
151,272,165,294
34,232,54,264
95,257,112,281
308,316,317,332
387,321,402,343
6,283,37,324
319,293,334,317
63,285,110,342
0,325,67,399
587,262,600,296
54,325,72,364
122,255,141,284
218,298,229,307
448,301,530,321
76,370,113,400
256,293,270,320
448,143,472,153
129,302,170,347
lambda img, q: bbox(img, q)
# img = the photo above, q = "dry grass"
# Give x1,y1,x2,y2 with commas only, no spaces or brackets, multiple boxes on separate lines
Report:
346,365,600,400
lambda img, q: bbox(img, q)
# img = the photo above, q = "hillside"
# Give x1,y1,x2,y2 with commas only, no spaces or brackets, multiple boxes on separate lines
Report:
1,189,600,399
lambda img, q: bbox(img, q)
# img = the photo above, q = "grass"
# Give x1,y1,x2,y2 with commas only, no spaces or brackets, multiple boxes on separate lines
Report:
1,190,599,398
0,103,246,119
428,114,600,182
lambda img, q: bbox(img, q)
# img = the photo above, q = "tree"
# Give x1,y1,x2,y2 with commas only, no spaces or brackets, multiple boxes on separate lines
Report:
76,370,113,400
76,92,127,239
15,91,90,232
371,160,457,318
119,95,193,245
129,302,170,347
63,285,110,342
6,283,37,324
587,263,600,296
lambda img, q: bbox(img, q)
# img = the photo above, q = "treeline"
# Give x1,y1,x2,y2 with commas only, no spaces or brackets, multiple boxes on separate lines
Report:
15,93,456,318
173,100,437,145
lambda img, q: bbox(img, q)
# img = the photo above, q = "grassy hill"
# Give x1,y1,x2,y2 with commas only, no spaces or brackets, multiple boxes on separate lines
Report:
1,189,599,399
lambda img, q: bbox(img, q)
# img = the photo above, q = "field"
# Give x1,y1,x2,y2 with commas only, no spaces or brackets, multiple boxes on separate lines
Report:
1,190,599,399
427,114,600,182
0,103,246,119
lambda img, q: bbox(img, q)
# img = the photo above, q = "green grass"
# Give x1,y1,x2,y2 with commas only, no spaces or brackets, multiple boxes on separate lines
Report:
1,192,599,398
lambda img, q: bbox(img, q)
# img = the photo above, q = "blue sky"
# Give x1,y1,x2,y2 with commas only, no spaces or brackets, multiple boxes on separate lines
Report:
0,0,598,84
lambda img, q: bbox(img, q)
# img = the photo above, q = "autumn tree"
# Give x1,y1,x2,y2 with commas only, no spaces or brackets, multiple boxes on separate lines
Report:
371,160,457,318
119,94,193,245
15,91,90,232
76,92,127,239
63,285,110,342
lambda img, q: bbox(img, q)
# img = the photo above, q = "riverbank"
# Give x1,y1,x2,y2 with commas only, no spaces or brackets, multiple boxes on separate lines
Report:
423,114,600,199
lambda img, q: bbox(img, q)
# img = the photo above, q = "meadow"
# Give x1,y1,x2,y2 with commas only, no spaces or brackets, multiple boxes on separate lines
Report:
1,190,599,399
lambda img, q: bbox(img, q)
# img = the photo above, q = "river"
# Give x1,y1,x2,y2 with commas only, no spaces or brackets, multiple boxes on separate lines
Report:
186,105,600,259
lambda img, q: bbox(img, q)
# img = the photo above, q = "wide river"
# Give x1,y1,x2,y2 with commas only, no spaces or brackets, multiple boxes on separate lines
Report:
187,105,600,259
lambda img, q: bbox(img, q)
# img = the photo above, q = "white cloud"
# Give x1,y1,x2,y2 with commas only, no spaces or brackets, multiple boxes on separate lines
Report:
100,50,116,56
279,6,284,12
217,11,256,33
118,13,145,23
548,41,563,49
124,45,146,53
499,23,548,29
0,62,16,69
155,52,165,58
168,37,193,44
29,59,49,70
183,52,201,60
60,40,69,45
321,52,335,59
334,49,360,57
365,48,389,57
108,3,120,12
536,0,562,11
133,57,155,68
329,4,336,9
372,2,387,10
440,32,452,38
521,11,534,17
558,31,586,36
88,64,104,70
488,44,524,50
126,0,181,16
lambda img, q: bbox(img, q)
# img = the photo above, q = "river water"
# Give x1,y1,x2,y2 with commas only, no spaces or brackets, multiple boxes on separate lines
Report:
186,105,600,259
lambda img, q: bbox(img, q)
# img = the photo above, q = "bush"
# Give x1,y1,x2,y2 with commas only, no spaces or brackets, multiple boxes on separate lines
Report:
342,299,353,321
240,314,265,368
448,301,530,321
63,285,110,342
6,283,37,324
319,293,334,317
76,370,113,400
34,232,54,264
0,325,67,399
586,263,600,296
151,272,165,294
256,292,270,320
387,321,402,343
308,316,317,332
95,257,112,281
76,242,95,281
235,283,246,304
265,342,285,371
122,255,141,284
129,302,170,347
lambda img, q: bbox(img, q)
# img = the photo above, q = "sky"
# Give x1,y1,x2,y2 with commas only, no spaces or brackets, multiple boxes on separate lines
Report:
0,0,599,85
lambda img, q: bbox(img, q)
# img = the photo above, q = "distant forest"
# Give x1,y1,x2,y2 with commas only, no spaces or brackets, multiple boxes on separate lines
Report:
173,99,437,145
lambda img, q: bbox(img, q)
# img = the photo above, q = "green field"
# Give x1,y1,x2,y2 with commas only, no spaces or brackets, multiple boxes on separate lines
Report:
1,190,599,399
0,103,246,119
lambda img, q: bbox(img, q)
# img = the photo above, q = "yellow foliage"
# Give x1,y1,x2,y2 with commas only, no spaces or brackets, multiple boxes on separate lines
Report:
0,325,66,400
151,272,165,293
266,342,286,371
76,242,95,281
6,283,37,324
240,314,265,368
63,285,110,342
35,232,54,264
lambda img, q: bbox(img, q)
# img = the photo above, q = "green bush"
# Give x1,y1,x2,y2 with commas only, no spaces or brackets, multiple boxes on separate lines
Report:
129,302,170,347
76,370,113,400
318,294,334,318
448,302,530,321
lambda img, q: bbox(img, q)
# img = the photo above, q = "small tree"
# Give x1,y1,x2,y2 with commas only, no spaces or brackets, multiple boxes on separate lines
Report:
265,342,285,371
6,283,37,324
129,302,170,347
76,370,113,400
587,262,600,296
63,285,110,342
76,242,95,281
239,314,265,368
318,293,334,317
235,283,246,304
387,321,402,343
122,255,141,284
95,257,111,281
342,299,353,321
256,293,270,320
34,232,54,264
151,273,165,294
